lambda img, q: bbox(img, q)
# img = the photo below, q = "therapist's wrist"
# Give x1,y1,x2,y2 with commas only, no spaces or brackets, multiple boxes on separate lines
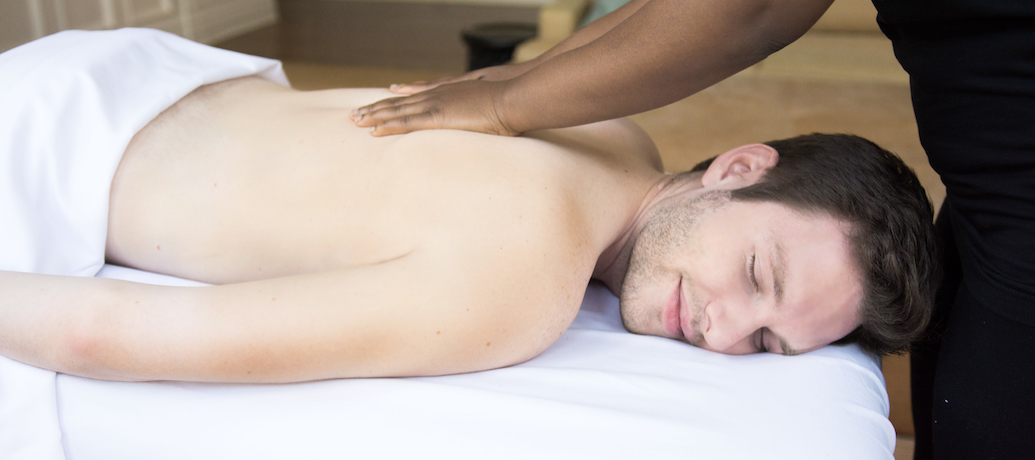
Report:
497,75,565,135
494,78,529,136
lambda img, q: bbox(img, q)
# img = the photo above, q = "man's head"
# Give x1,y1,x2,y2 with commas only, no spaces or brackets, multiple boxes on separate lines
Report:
618,133,938,356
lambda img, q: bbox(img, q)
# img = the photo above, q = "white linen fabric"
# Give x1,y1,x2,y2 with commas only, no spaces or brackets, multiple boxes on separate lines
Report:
0,28,286,460
0,28,896,460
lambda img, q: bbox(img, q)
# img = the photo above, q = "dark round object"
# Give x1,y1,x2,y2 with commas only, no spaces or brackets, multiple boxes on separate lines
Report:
461,22,537,71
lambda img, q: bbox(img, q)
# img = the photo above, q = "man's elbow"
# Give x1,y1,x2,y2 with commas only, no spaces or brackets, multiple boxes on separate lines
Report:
56,293,145,381
58,321,106,377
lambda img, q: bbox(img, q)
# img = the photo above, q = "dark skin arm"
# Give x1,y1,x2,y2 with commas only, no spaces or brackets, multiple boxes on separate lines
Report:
351,0,833,136
380,0,653,96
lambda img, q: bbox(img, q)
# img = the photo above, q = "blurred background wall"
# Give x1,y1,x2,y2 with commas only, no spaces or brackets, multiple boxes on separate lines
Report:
0,0,551,69
0,0,278,53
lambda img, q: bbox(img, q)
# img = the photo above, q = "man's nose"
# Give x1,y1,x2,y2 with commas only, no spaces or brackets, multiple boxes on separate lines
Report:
702,301,760,355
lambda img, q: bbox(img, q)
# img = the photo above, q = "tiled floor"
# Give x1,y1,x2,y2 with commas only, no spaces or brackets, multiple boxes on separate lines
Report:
276,43,935,460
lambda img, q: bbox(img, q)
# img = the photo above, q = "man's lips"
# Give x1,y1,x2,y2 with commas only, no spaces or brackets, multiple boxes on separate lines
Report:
678,281,690,341
664,278,683,338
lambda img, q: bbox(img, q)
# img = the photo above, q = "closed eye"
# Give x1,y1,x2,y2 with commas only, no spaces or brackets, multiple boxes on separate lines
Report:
748,252,758,291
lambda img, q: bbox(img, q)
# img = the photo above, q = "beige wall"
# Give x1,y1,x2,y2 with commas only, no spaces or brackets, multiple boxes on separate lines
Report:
814,0,881,33
0,0,278,53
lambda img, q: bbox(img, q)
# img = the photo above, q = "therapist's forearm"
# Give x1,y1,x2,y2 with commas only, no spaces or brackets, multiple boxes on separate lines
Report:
528,0,651,65
500,0,832,133
352,0,832,136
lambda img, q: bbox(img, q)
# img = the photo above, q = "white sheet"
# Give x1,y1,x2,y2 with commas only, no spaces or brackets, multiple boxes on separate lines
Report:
0,28,286,460
48,265,895,460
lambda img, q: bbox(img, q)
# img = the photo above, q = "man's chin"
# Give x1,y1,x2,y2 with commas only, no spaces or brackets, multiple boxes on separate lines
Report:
617,301,651,335
618,301,675,339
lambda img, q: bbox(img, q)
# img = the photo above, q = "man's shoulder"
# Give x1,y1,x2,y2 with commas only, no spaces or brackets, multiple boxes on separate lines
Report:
423,175,597,288
409,191,593,364
436,180,596,266
528,117,664,172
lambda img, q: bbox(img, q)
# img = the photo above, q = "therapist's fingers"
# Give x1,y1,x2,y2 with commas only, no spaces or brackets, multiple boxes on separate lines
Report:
389,75,467,95
368,108,514,137
367,112,441,137
351,94,430,125
388,70,488,96
389,62,534,95
353,80,519,137
388,82,431,95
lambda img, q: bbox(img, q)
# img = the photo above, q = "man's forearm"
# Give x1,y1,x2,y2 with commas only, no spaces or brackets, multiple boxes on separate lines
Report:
0,271,118,378
501,0,832,133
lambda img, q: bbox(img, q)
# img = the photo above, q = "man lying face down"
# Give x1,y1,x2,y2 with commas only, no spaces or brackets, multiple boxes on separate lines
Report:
0,35,936,383
606,137,939,356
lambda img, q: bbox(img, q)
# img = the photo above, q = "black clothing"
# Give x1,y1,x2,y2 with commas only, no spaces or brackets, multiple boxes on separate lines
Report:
910,201,1035,459
878,8,1035,326
873,0,1035,24
873,1,1035,458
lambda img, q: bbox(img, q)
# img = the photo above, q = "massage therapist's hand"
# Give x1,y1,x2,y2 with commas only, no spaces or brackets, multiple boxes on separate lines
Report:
351,78,522,137
383,61,535,96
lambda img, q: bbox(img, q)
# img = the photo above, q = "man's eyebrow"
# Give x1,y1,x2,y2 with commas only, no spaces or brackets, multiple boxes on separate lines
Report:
767,235,786,307
766,238,797,356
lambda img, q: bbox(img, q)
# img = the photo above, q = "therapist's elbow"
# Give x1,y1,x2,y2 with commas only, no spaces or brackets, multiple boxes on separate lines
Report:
736,0,834,61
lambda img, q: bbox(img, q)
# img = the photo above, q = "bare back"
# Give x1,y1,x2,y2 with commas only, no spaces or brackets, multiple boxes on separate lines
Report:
77,77,668,381
107,77,663,285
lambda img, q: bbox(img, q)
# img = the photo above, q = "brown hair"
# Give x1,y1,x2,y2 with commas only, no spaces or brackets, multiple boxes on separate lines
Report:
690,133,939,355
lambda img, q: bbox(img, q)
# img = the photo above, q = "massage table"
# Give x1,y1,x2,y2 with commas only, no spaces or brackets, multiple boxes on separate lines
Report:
0,28,898,459
2,265,896,459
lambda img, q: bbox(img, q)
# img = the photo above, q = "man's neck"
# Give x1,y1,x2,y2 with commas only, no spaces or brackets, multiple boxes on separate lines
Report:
592,171,706,294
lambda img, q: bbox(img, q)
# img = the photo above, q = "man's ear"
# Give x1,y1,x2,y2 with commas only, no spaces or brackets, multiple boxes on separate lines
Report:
700,144,779,188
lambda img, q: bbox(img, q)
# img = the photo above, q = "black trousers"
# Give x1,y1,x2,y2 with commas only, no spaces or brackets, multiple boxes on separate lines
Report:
911,200,1035,460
